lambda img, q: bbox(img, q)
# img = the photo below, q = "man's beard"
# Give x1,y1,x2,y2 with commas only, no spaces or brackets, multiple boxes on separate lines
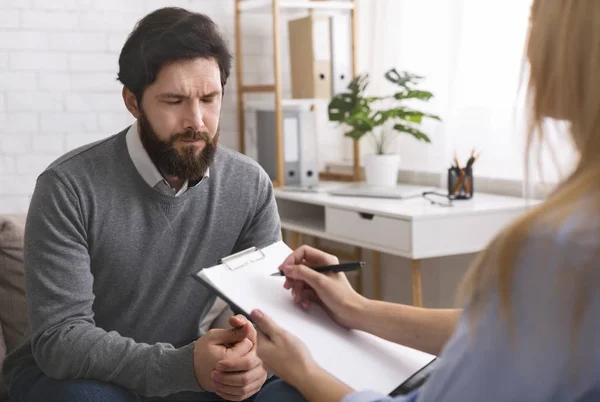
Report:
138,109,219,181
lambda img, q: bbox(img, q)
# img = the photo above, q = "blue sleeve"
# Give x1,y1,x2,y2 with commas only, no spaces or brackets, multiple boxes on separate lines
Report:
345,222,600,402
342,389,419,402
411,226,600,402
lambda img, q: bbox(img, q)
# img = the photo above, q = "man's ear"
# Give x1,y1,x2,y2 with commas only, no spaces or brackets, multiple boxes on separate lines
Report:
122,87,140,118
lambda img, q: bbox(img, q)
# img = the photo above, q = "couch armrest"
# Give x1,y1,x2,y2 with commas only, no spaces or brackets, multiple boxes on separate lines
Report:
0,319,8,400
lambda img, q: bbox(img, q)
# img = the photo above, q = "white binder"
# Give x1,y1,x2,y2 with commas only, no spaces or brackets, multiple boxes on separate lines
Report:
330,13,353,95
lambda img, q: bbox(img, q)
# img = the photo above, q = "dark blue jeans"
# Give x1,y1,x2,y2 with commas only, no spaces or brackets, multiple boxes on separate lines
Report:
9,365,267,402
254,380,306,402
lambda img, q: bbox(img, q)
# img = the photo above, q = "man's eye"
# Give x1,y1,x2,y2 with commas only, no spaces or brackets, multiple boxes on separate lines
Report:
202,98,214,104
165,100,182,105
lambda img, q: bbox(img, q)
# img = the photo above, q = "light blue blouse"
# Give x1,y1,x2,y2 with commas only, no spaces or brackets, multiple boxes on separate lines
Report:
344,216,600,402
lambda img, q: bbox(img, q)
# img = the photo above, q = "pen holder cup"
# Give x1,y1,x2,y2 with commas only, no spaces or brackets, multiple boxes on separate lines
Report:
447,167,473,200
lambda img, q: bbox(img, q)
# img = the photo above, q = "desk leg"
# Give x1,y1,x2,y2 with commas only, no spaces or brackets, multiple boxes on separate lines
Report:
412,259,423,306
287,231,305,249
297,232,305,247
372,250,381,300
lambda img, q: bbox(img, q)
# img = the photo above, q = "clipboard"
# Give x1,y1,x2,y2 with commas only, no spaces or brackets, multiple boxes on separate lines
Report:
191,245,265,322
191,241,436,396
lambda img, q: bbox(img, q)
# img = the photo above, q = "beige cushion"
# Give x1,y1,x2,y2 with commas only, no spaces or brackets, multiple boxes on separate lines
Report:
0,215,29,355
0,320,6,399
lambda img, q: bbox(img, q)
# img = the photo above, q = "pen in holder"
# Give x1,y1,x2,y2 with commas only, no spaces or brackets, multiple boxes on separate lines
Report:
448,166,473,200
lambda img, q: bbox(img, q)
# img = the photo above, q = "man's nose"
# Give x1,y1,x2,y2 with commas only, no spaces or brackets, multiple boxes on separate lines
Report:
183,101,205,132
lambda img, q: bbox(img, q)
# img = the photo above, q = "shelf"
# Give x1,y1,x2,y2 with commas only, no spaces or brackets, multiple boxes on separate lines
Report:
235,0,360,186
277,197,327,236
280,216,326,236
239,0,355,13
244,98,330,111
241,84,276,93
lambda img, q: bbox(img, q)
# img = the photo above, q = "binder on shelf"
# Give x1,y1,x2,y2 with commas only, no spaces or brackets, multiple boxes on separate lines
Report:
297,110,319,189
282,115,301,186
256,108,319,189
288,15,332,99
191,240,437,396
329,13,353,95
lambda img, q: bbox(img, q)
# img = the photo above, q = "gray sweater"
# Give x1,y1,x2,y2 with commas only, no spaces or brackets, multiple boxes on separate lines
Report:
3,128,281,397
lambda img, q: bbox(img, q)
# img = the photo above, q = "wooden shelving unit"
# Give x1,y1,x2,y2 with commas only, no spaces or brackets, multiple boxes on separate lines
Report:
234,0,361,187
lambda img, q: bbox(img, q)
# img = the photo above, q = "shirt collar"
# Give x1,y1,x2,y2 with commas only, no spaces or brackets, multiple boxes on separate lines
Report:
126,121,209,193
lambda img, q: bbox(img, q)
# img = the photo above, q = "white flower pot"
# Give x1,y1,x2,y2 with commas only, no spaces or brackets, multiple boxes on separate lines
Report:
364,154,401,187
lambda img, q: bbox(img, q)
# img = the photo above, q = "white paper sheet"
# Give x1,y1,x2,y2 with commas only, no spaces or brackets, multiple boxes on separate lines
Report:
197,241,435,395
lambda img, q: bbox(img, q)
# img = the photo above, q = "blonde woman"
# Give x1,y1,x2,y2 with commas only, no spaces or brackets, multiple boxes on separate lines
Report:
247,1,600,401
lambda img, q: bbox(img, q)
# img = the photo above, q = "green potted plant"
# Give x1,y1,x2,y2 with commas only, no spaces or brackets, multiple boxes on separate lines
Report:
328,68,441,187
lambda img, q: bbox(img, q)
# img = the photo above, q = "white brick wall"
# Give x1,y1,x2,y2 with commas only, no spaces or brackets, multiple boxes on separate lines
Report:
0,31,49,49
50,32,107,51
0,0,273,213
0,10,20,29
69,53,118,72
21,10,80,30
10,51,69,71
6,92,63,111
0,52,8,69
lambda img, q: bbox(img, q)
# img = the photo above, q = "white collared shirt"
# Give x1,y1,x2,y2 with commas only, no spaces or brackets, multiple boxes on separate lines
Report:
125,122,209,196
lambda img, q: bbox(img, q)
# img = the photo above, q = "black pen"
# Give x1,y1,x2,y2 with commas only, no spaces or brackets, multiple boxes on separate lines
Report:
270,261,365,276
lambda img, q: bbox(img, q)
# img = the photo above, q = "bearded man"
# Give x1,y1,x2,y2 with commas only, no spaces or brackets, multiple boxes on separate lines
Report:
3,7,281,402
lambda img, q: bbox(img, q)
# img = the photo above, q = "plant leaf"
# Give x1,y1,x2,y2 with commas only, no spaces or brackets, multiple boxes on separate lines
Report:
384,69,423,88
344,129,366,141
329,73,379,124
329,69,440,150
403,113,423,124
394,90,433,101
393,123,432,143
423,112,442,121
328,95,360,122
378,109,423,123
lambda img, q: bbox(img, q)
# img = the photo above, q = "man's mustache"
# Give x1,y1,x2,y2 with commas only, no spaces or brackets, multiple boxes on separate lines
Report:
170,130,212,144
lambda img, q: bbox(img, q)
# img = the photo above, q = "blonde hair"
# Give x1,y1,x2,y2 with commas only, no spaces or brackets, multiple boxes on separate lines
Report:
458,0,600,331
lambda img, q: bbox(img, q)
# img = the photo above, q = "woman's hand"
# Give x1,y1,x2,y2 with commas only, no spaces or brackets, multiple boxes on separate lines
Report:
251,309,356,401
250,309,316,386
279,245,367,328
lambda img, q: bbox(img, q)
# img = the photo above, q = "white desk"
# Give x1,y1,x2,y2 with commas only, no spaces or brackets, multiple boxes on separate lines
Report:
275,183,537,306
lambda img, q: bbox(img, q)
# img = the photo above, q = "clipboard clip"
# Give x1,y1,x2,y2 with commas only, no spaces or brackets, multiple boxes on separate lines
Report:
219,246,266,271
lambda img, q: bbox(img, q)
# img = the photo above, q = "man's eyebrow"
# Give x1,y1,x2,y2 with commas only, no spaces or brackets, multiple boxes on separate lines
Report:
156,91,222,99
201,90,221,98
156,92,187,100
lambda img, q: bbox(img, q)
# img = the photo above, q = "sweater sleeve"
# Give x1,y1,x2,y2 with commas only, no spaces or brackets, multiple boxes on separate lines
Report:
25,170,202,397
233,166,282,252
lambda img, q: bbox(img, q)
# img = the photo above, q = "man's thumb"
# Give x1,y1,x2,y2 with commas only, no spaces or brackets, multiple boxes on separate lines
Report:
228,314,255,340
207,326,247,345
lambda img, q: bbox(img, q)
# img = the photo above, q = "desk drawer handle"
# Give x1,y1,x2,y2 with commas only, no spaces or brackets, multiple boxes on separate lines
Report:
358,212,374,220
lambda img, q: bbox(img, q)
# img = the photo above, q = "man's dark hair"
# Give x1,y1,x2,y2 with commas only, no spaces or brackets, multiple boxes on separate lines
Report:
117,7,232,102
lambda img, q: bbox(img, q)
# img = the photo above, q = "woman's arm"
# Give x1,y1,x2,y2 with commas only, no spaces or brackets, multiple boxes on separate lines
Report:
293,367,355,402
351,301,461,356
278,246,461,356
